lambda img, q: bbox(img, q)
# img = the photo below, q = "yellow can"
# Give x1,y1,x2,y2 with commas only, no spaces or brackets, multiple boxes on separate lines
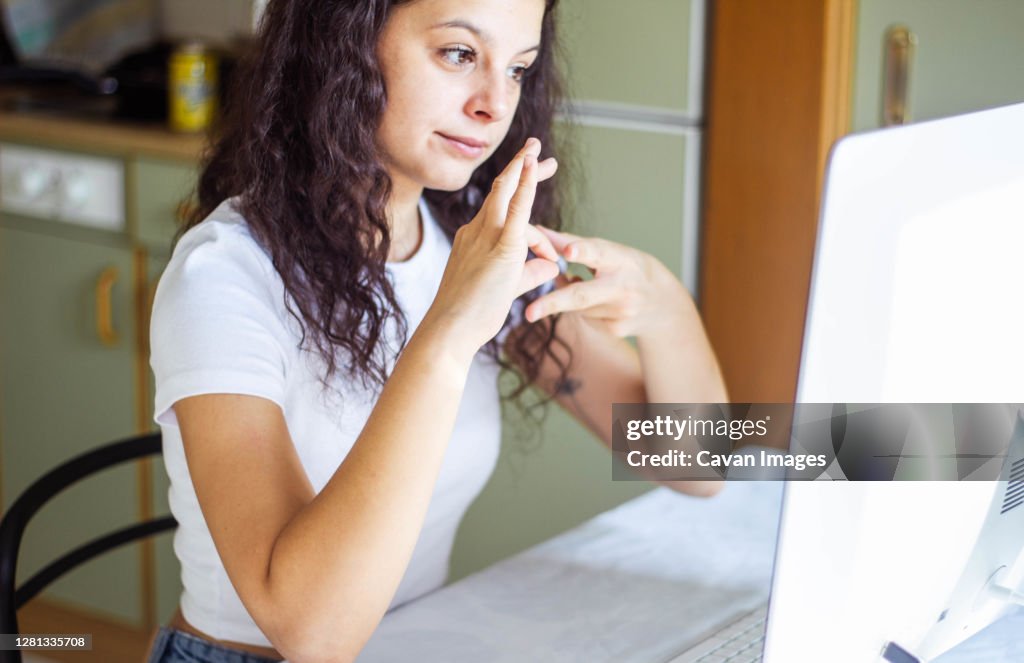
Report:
168,42,218,133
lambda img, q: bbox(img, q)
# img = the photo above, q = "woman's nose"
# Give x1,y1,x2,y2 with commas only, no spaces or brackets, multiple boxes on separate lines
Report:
466,67,511,122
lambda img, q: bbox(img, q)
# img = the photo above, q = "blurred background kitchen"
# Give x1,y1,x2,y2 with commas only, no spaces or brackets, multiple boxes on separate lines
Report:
1,1,1023,661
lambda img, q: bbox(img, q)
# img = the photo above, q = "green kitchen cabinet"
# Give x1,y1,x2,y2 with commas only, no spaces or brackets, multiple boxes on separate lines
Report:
564,123,699,282
130,158,198,254
559,0,705,117
0,220,144,626
0,141,196,640
852,0,1024,131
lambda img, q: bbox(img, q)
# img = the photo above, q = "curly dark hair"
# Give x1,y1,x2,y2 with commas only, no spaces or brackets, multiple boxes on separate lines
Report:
180,0,573,415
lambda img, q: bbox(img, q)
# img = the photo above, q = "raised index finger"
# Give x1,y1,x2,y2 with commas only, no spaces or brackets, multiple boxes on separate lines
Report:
486,138,543,224
501,153,539,240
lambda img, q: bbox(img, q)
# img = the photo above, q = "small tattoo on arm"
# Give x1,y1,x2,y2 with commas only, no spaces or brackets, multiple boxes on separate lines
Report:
554,376,606,440
555,376,582,396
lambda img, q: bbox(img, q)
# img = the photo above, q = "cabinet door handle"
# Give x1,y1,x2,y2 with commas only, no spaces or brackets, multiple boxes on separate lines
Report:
882,25,917,126
95,265,119,347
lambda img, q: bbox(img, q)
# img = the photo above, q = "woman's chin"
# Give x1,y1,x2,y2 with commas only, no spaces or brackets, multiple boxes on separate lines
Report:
425,169,476,192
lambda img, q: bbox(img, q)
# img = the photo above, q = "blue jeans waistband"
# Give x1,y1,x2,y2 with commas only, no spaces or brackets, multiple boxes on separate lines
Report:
146,625,284,663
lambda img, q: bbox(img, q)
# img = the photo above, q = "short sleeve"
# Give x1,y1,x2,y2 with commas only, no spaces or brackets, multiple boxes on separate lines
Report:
150,221,293,427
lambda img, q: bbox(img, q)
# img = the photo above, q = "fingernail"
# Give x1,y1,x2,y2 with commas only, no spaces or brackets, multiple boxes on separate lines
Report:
525,137,539,149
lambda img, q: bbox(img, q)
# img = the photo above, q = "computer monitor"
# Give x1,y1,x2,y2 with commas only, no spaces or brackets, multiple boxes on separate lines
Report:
763,101,1024,662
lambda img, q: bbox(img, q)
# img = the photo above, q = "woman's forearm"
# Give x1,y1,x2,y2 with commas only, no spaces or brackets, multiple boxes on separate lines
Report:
263,320,475,662
633,291,728,497
635,285,729,404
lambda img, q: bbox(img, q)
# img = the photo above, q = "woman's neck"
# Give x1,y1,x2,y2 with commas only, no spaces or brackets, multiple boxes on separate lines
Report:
386,180,424,262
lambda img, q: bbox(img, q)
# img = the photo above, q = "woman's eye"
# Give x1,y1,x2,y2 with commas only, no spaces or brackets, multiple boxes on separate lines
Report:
440,46,475,67
508,65,529,83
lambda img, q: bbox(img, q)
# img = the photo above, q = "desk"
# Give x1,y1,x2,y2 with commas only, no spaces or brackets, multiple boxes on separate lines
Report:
359,481,1023,662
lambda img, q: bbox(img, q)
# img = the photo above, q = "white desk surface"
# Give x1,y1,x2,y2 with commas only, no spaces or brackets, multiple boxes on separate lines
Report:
358,481,1023,662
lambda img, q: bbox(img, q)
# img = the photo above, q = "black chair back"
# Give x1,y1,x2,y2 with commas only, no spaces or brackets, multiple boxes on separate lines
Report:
0,432,177,663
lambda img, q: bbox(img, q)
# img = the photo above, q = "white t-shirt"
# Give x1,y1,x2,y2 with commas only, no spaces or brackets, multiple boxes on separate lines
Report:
150,197,503,647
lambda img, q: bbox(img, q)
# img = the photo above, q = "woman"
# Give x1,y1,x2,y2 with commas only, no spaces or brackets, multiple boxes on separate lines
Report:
145,0,727,661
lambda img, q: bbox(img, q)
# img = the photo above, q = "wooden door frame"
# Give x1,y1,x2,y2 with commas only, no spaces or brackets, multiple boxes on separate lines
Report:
699,0,856,402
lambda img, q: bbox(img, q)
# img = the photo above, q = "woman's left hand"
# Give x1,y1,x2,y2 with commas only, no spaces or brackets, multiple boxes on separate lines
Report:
524,227,693,339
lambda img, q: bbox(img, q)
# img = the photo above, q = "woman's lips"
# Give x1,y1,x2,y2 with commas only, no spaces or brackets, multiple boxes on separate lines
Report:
437,132,487,159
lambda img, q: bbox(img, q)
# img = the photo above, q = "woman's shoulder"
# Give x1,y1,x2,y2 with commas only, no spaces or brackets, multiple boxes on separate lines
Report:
159,198,284,297
153,198,287,326
170,198,274,273
149,199,294,427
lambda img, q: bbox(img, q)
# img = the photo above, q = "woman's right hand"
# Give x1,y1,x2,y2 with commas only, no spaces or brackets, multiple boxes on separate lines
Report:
423,137,561,354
